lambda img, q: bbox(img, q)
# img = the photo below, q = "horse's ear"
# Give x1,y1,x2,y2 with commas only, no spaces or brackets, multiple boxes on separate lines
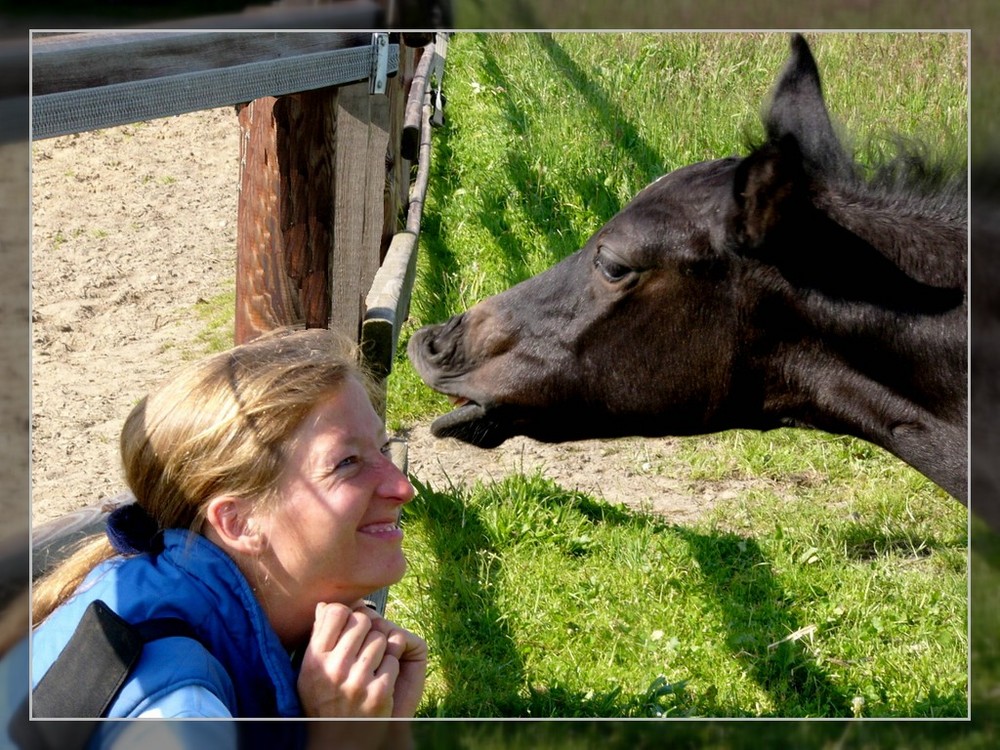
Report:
764,33,852,180
732,134,808,247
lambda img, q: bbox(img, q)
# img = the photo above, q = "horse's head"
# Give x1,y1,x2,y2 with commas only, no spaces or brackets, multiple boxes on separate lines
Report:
407,34,967,502
408,153,755,447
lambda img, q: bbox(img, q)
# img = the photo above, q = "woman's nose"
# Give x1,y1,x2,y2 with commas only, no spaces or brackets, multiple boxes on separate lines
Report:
379,449,415,504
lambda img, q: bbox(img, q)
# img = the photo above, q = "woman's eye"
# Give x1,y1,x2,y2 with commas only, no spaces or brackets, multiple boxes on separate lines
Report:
336,456,360,471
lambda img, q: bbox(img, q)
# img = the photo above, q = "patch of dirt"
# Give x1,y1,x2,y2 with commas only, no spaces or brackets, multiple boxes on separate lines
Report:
402,423,760,525
31,108,758,528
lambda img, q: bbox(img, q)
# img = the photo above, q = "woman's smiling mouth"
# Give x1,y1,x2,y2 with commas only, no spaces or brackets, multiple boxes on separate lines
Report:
358,520,402,539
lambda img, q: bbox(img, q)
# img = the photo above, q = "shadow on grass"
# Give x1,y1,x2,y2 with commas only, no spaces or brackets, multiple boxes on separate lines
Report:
670,525,850,715
413,33,588,324
406,478,528,715
407,478,695,717
414,124,463,327
408,476,961,717
474,35,597,287
410,716,988,750
535,33,668,182
465,34,686,290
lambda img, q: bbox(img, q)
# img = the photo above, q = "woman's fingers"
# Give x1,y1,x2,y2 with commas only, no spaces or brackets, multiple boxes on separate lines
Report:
298,603,396,717
307,602,354,651
361,610,428,664
355,627,389,677
347,606,428,719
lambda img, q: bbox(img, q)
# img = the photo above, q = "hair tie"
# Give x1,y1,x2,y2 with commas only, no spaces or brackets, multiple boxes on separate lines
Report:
106,503,163,555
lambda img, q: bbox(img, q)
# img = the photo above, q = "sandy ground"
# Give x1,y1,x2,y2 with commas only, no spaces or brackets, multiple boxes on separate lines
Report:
31,109,240,524
30,108,770,529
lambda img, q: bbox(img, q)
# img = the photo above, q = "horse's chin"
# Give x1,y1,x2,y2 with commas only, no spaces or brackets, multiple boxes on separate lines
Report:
430,402,514,448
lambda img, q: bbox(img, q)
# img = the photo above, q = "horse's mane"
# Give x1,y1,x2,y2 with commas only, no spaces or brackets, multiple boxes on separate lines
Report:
741,130,966,211
854,135,967,220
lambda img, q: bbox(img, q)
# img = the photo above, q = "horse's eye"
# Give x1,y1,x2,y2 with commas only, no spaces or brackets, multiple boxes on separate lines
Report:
594,247,634,283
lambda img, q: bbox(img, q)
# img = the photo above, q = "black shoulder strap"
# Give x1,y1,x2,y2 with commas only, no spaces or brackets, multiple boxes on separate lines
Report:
8,600,200,749
33,599,143,718
32,599,198,718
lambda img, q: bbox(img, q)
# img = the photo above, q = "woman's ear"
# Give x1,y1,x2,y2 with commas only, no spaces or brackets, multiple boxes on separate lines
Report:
203,496,267,555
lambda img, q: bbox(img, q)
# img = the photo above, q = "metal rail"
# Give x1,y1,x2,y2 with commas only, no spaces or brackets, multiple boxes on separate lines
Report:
32,32,398,140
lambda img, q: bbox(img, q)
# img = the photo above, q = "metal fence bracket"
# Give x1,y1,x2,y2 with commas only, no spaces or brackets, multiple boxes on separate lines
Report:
370,32,389,95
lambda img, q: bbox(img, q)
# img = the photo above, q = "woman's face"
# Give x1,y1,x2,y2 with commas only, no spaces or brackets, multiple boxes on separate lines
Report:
257,377,415,618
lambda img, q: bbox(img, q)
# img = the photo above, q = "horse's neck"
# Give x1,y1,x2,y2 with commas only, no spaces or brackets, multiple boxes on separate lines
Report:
781,343,967,501
763,289,967,501
747,181,967,496
777,182,968,414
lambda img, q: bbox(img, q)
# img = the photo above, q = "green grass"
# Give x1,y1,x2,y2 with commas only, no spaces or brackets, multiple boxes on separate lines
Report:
451,1,975,31
191,285,236,356
375,32,970,719
391,467,966,718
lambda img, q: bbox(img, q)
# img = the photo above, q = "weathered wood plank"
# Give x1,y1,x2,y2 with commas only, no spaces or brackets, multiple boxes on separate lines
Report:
363,90,392,311
361,50,439,378
430,33,449,127
330,82,390,341
383,44,416,262
330,85,372,341
361,232,419,380
406,79,436,235
32,31,373,96
236,97,296,343
277,89,339,331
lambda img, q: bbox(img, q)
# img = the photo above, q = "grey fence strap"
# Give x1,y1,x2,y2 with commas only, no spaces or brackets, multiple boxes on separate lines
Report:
32,42,399,140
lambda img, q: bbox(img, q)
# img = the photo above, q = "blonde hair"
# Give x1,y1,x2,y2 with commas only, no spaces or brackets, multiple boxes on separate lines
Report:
33,328,379,626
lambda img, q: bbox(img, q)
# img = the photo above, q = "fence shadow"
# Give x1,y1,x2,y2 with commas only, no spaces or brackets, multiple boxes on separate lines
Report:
671,525,850,715
549,488,855,715
535,33,668,184
413,123,464,327
474,35,595,285
467,34,676,286
406,477,694,717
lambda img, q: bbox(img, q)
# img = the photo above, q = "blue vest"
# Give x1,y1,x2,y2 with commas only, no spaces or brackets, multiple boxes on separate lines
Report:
31,530,303,718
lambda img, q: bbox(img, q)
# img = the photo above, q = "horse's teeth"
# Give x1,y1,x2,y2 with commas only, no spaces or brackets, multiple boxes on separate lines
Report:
449,396,470,407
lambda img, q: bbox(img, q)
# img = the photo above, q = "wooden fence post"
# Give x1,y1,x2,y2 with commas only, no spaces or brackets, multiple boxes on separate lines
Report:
384,44,416,261
234,88,339,344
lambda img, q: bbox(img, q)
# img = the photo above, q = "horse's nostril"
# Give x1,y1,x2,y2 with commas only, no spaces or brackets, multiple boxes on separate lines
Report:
425,330,455,363
441,313,466,336
423,315,468,362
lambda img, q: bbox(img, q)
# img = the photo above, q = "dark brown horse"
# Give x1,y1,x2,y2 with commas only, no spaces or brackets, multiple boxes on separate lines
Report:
408,35,968,503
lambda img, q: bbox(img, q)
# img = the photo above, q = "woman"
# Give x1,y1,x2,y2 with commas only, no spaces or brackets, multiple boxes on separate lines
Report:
29,327,427,722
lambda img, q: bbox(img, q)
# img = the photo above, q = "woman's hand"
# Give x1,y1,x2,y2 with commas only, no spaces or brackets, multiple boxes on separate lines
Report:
296,601,426,718
297,602,394,717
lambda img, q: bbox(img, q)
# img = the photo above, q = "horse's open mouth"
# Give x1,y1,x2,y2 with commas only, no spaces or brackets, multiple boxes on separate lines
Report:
430,396,513,449
407,328,517,448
